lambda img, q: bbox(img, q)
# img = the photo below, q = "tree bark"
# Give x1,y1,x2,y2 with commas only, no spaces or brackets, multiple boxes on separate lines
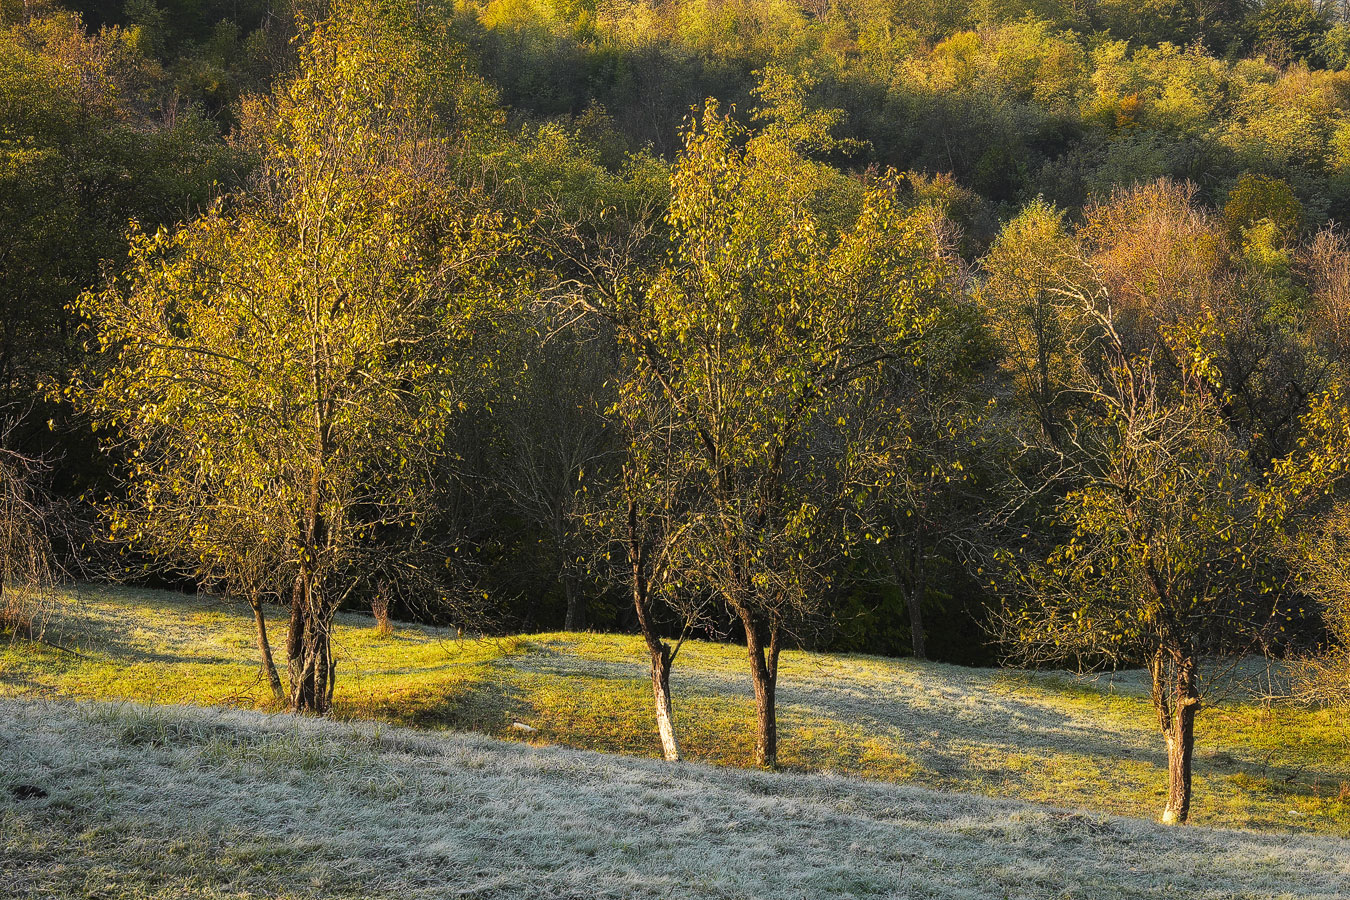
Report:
291,370,336,714
650,642,681,761
1151,649,1199,825
250,594,285,703
628,499,681,761
286,570,334,714
888,546,927,661
563,574,586,631
740,607,780,768
908,531,927,660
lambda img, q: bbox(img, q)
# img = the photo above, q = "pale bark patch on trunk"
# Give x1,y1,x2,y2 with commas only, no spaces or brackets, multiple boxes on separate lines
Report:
629,499,683,762
651,649,681,762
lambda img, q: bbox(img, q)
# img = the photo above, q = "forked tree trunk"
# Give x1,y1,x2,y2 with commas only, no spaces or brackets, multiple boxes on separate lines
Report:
286,571,335,714
290,413,337,713
628,499,681,761
250,594,285,703
740,607,781,768
1151,649,1199,825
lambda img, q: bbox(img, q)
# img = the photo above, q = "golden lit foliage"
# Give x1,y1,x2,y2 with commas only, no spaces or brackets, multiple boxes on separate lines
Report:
73,0,518,711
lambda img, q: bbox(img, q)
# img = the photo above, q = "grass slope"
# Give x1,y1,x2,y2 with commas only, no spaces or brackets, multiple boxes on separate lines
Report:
4,699,1350,900
4,585,1350,837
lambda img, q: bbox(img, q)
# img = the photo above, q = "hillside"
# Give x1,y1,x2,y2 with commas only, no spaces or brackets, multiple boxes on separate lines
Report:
5,698,1350,899
6,586,1350,837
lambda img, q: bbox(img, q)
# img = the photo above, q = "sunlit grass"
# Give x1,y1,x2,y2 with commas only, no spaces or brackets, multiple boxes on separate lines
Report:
4,584,1349,835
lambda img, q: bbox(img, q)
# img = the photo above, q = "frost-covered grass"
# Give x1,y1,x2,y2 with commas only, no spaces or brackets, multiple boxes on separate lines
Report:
4,585,1350,836
3,699,1350,900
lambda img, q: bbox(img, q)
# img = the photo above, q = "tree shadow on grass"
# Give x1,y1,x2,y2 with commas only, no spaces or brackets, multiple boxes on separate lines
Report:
608,651,1350,830
31,587,257,668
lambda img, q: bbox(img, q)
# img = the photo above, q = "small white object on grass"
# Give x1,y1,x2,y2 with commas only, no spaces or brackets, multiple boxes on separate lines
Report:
510,721,538,733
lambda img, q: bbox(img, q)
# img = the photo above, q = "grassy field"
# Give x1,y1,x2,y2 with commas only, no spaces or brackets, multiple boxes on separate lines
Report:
4,699,1350,899
3,584,1350,840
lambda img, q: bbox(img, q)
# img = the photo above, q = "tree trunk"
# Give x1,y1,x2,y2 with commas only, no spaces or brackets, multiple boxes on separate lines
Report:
250,594,285,703
650,643,681,761
740,608,780,768
909,531,927,659
628,499,681,761
888,547,927,661
563,575,586,631
1151,650,1199,825
286,571,335,714
293,389,335,713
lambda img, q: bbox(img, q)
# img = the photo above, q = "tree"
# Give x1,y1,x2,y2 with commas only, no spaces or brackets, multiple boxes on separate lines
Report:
212,511,290,703
986,181,1350,824
108,470,294,702
76,0,513,713
0,431,67,641
1246,0,1330,66
979,200,1082,447
0,5,243,504
608,392,709,761
1223,174,1302,245
1278,225,1350,705
1287,501,1350,705
854,292,996,660
995,342,1279,825
566,71,958,767
492,322,617,631
1305,224,1350,370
